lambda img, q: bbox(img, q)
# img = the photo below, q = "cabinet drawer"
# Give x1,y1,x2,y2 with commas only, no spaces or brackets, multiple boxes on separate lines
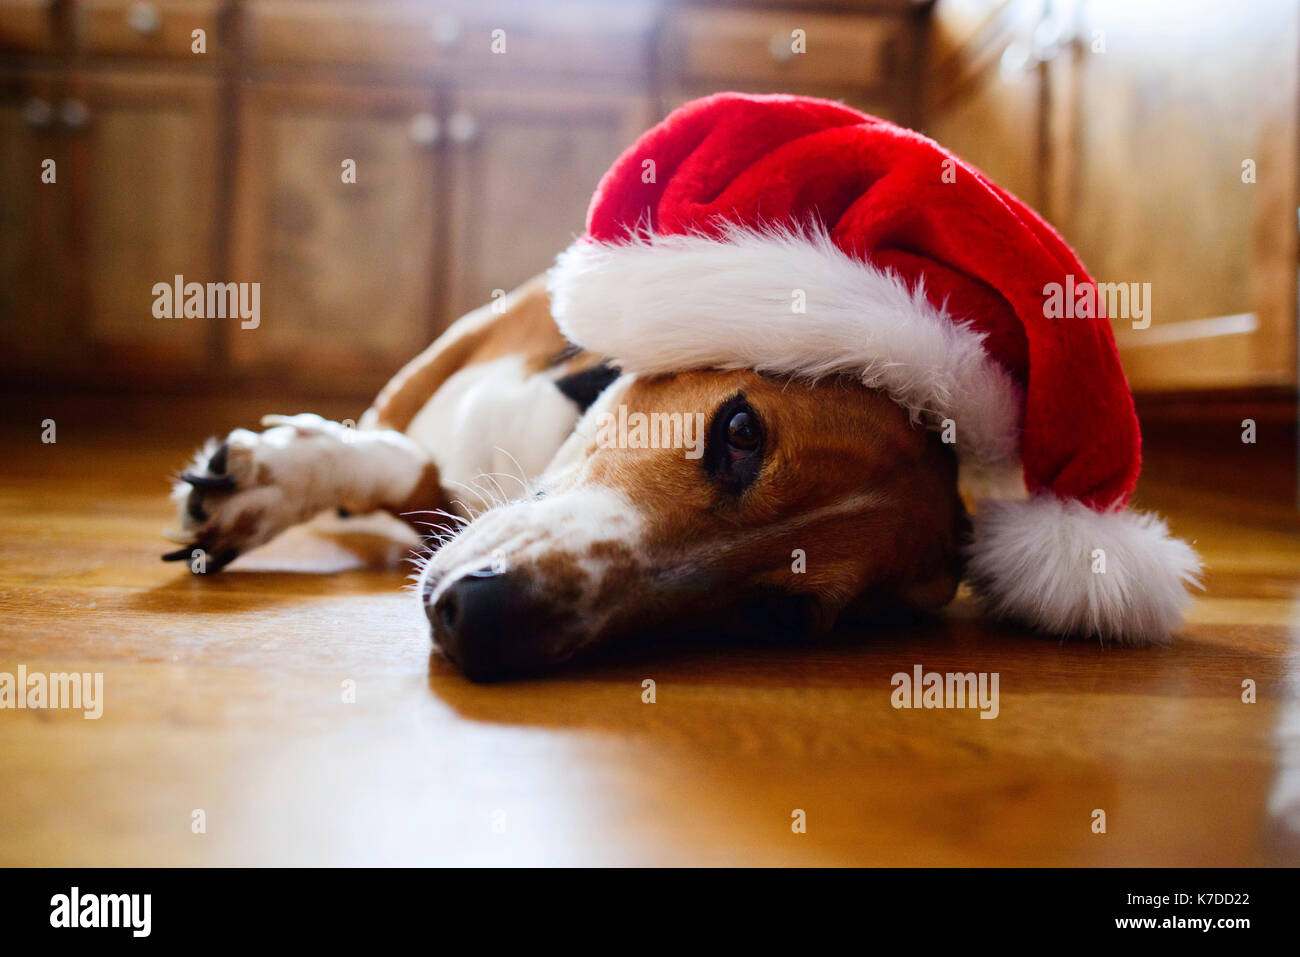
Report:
74,0,226,59
244,1,653,76
245,1,443,69
0,0,59,55
662,8,901,90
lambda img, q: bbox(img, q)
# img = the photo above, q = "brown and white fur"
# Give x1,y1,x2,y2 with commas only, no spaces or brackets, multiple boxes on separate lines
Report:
168,275,968,680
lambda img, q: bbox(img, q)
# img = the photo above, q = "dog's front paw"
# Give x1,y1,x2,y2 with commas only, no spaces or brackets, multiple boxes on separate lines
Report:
163,414,427,572
163,427,308,573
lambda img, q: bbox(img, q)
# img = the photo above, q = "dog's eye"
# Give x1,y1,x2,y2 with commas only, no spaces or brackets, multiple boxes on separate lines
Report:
704,393,765,494
727,411,761,452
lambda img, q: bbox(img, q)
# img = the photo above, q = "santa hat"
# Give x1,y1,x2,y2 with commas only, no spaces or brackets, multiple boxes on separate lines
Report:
547,92,1201,643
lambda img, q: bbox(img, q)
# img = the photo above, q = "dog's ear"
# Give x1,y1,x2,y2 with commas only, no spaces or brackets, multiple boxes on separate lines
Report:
839,434,970,622
899,485,971,612
883,428,970,614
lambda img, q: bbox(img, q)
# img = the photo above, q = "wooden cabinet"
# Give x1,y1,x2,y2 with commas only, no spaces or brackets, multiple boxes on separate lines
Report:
1066,0,1298,391
225,85,651,395
8,0,1292,398
229,81,441,391
0,0,955,397
0,67,220,383
927,0,1300,392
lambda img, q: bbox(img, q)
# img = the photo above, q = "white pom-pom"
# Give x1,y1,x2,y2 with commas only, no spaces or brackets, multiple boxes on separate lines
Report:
964,494,1203,645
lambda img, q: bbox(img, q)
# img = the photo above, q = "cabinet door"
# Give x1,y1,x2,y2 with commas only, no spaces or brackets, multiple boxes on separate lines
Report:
66,70,221,378
0,0,61,56
229,82,441,393
659,7,917,125
443,88,652,323
0,69,73,379
925,0,1048,213
1063,0,1297,390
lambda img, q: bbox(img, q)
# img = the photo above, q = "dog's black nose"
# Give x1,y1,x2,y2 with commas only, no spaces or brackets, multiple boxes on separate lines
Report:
427,570,553,682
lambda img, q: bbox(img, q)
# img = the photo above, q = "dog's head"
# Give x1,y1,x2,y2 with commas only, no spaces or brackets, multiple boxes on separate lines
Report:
420,369,967,680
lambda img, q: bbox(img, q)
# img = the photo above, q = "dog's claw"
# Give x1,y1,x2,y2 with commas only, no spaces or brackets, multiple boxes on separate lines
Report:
185,486,208,523
162,545,238,572
181,470,236,491
197,549,239,574
169,426,309,575
206,442,229,476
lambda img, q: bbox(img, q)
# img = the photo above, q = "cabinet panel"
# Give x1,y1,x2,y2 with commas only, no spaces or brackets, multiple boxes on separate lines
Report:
444,88,652,322
229,82,440,389
67,70,219,374
0,69,73,374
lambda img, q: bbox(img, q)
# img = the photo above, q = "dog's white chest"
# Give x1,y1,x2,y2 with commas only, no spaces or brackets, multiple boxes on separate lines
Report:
405,354,579,510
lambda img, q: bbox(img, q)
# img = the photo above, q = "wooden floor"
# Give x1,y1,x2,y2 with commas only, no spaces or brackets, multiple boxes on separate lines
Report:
2,393,1298,866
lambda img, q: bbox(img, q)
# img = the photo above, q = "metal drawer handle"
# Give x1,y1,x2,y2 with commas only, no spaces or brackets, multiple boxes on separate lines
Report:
1032,17,1070,62
769,31,795,64
999,41,1030,81
409,112,441,147
431,14,462,49
59,99,90,131
22,97,54,129
446,112,478,145
127,1,162,35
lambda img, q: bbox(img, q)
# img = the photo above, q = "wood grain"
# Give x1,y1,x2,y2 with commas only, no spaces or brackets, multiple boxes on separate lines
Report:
0,395,1297,865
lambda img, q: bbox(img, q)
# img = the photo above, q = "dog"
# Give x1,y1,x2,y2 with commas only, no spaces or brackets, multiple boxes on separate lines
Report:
166,274,968,681
164,93,1201,681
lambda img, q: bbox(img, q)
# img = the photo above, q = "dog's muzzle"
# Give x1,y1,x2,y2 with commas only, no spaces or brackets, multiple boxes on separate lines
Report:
425,568,564,682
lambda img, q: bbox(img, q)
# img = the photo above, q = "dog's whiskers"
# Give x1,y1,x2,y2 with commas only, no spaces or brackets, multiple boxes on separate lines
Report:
488,447,533,497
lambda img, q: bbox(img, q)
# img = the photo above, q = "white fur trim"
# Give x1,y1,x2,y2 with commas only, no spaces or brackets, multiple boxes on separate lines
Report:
548,227,1022,465
964,495,1203,645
